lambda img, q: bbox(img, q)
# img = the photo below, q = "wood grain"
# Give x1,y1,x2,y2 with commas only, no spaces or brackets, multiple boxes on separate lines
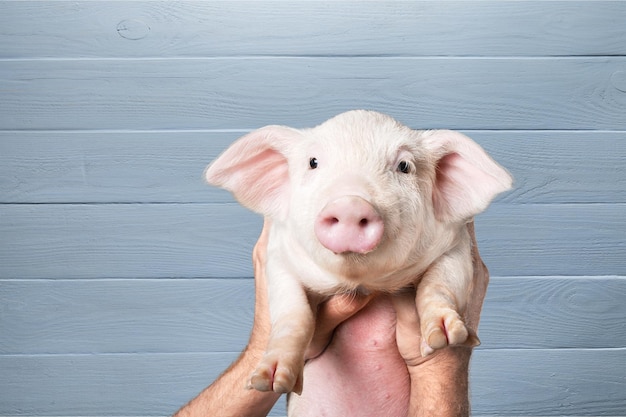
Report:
470,349,626,416
0,350,623,416
0,131,232,204
0,1,624,58
0,203,262,280
0,279,254,355
1,1,624,415
1,203,624,279
479,277,626,350
476,203,626,277
1,130,625,204
1,58,626,131
1,277,624,355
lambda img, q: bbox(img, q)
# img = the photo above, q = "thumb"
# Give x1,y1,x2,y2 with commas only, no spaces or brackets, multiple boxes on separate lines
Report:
306,291,374,359
391,289,434,364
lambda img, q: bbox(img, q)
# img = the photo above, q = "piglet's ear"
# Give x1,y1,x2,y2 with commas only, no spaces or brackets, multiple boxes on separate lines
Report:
421,130,513,223
205,126,302,220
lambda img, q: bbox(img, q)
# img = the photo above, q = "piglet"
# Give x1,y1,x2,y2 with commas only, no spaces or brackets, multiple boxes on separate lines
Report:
205,110,512,395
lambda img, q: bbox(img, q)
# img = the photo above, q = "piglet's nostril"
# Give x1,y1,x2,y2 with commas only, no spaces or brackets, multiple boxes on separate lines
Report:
322,217,339,226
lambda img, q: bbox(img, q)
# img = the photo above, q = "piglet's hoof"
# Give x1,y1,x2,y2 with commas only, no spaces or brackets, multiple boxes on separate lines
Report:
421,312,480,357
247,357,304,394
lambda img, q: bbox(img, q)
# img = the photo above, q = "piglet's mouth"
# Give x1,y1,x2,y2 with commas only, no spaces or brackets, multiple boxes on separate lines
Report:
331,242,379,256
333,246,383,264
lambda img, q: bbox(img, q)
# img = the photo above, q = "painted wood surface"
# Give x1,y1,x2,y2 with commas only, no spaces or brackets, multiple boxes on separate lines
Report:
1,58,626,131
1,1,625,58
1,203,625,279
1,277,625,355
0,350,624,416
1,1,625,416
1,131,625,204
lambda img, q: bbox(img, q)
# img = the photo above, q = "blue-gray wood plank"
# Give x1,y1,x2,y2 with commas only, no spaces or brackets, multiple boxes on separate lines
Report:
1,350,624,416
1,58,625,130
1,1,625,58
1,1,624,416
0,203,625,279
1,277,624,355
1,131,625,204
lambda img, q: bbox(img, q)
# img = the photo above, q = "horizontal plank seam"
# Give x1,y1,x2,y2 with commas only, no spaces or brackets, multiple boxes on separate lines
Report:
2,129,626,134
1,202,625,206
0,277,254,282
1,276,624,283
0,274,619,279
1,347,624,358
475,347,626,353
0,352,242,358
1,55,626,62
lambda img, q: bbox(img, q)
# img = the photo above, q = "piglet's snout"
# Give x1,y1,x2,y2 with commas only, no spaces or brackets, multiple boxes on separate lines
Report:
314,196,384,254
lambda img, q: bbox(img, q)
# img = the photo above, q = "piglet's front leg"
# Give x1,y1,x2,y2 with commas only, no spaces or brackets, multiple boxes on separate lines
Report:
415,241,480,357
247,263,315,394
248,314,314,394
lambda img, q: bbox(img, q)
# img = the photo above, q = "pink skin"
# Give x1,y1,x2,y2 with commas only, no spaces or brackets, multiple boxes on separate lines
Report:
289,296,410,417
314,195,384,254
204,110,513,400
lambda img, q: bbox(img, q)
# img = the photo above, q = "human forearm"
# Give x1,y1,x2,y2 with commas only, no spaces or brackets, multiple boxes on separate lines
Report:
174,222,281,417
173,345,280,417
408,346,472,417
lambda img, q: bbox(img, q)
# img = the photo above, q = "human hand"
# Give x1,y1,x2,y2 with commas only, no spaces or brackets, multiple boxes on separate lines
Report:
305,289,375,359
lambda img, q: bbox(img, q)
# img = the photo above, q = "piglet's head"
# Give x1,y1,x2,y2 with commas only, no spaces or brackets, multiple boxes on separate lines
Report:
205,111,512,278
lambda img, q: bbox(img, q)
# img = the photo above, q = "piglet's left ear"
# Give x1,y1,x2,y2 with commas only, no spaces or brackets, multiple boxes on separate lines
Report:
204,125,301,221
421,130,513,223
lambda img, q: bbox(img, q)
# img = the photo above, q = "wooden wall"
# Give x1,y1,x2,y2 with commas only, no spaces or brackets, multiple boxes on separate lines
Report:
1,2,624,415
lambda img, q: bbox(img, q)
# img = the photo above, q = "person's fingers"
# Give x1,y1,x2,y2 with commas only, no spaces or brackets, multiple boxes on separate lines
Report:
252,220,271,273
252,220,271,307
391,288,420,334
391,288,432,366
465,220,490,331
249,220,273,351
306,290,374,359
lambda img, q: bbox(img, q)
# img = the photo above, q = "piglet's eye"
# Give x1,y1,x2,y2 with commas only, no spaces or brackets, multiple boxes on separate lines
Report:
397,160,411,174
309,157,318,169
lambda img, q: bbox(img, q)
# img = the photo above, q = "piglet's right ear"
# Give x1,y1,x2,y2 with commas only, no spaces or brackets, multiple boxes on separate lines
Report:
421,129,513,224
205,126,301,220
